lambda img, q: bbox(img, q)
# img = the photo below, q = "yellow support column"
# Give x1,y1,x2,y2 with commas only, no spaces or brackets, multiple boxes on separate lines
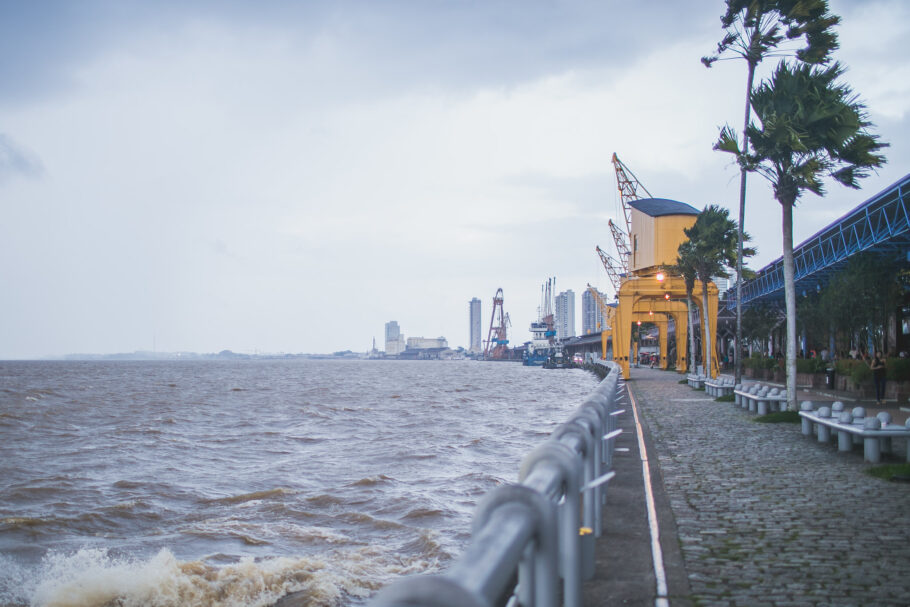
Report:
672,311,687,373
613,290,634,379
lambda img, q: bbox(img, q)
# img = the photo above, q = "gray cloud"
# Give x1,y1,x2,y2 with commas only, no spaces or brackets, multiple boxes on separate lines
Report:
0,134,44,181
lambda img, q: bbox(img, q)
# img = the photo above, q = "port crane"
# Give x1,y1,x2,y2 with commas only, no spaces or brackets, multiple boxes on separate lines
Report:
539,277,556,342
596,153,653,291
483,288,511,360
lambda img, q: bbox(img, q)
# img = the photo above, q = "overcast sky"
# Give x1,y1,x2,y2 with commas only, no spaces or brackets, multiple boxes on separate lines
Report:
1,0,907,358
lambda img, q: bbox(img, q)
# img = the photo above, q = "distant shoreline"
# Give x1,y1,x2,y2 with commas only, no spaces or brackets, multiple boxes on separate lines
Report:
1,350,475,362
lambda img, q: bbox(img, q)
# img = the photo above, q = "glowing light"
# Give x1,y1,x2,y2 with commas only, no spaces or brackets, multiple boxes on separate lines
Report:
655,272,665,282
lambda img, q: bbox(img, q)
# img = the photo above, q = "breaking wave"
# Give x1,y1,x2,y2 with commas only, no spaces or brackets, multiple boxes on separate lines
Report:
0,546,441,607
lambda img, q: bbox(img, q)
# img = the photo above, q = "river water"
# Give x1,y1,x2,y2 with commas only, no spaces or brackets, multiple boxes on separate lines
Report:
0,359,597,607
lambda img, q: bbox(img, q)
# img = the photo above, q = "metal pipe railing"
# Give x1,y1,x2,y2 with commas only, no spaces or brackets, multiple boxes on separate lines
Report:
371,361,623,607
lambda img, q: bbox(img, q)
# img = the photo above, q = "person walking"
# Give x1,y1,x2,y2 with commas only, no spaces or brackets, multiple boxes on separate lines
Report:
867,351,887,405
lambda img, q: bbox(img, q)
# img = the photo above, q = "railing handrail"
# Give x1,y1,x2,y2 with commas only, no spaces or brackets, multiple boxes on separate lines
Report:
371,361,623,607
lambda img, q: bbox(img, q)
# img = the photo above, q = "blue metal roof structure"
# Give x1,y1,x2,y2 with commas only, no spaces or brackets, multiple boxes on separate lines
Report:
629,198,700,217
728,172,910,308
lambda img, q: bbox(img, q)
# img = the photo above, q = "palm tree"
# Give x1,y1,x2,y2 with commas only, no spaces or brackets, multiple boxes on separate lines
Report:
703,0,839,386
683,205,752,376
670,241,699,373
716,61,887,410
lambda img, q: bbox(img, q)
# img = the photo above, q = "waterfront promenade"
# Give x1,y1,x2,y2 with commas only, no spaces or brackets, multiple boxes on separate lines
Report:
589,366,910,606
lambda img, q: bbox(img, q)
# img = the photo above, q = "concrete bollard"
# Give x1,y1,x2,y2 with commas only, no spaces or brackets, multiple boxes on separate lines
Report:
837,411,854,451
863,417,882,462
852,407,866,446
800,402,814,435
817,406,832,442
877,412,893,454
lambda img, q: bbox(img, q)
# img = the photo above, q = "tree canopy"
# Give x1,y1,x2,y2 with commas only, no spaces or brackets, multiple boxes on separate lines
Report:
717,61,888,206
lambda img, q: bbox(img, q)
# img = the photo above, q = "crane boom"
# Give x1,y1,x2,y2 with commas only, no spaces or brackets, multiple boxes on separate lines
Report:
595,245,624,293
611,152,652,235
609,153,653,273
608,219,631,270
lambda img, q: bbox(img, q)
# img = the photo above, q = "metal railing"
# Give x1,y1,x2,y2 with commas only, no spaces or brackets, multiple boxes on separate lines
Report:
371,361,624,607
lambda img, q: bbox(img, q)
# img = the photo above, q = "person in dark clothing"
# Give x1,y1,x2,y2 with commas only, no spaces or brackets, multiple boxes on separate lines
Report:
867,351,887,405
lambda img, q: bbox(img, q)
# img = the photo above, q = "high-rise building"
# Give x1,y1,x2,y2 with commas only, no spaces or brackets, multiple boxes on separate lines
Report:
384,321,406,356
582,289,606,334
555,290,576,340
469,298,482,353
712,276,731,295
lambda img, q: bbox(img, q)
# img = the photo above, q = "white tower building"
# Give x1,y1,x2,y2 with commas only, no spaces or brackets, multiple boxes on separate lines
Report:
555,290,576,340
469,298,482,353
582,289,606,335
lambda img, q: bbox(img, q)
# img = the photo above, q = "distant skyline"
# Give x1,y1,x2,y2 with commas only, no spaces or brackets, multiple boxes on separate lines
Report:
1,1,908,358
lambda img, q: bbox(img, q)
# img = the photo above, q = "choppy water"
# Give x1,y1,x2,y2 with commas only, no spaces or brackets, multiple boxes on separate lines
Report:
0,359,597,607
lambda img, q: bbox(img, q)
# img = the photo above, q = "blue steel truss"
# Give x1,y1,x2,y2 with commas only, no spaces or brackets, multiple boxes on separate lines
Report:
727,172,910,309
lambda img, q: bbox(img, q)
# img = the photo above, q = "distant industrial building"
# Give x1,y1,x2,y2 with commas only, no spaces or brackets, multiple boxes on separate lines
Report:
399,336,450,360
469,297,482,353
384,321,406,356
555,289,576,340
582,289,607,335
406,336,448,350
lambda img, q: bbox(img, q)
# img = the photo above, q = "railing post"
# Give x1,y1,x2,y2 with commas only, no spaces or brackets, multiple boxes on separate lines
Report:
520,441,582,607
473,485,558,607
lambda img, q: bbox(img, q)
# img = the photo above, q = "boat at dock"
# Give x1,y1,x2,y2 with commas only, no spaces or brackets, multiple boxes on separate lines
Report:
523,278,561,367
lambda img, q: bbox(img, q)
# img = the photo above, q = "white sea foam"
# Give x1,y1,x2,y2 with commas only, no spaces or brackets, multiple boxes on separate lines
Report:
0,553,35,605
21,545,440,607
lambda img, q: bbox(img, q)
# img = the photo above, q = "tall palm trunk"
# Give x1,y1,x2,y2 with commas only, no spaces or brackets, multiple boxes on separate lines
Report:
735,60,757,385
782,201,798,411
701,281,712,376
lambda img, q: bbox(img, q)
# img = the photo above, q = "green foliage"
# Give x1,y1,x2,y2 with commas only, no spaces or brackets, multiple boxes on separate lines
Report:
703,0,840,69
742,354,764,371
831,356,910,385
728,61,888,207
743,354,780,371
796,357,827,374
740,304,782,352
850,362,871,387
716,393,735,402
818,252,906,353
865,463,910,482
887,358,910,382
684,205,753,283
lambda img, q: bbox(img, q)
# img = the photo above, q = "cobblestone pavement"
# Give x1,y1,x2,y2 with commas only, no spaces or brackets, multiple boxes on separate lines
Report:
627,367,910,607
